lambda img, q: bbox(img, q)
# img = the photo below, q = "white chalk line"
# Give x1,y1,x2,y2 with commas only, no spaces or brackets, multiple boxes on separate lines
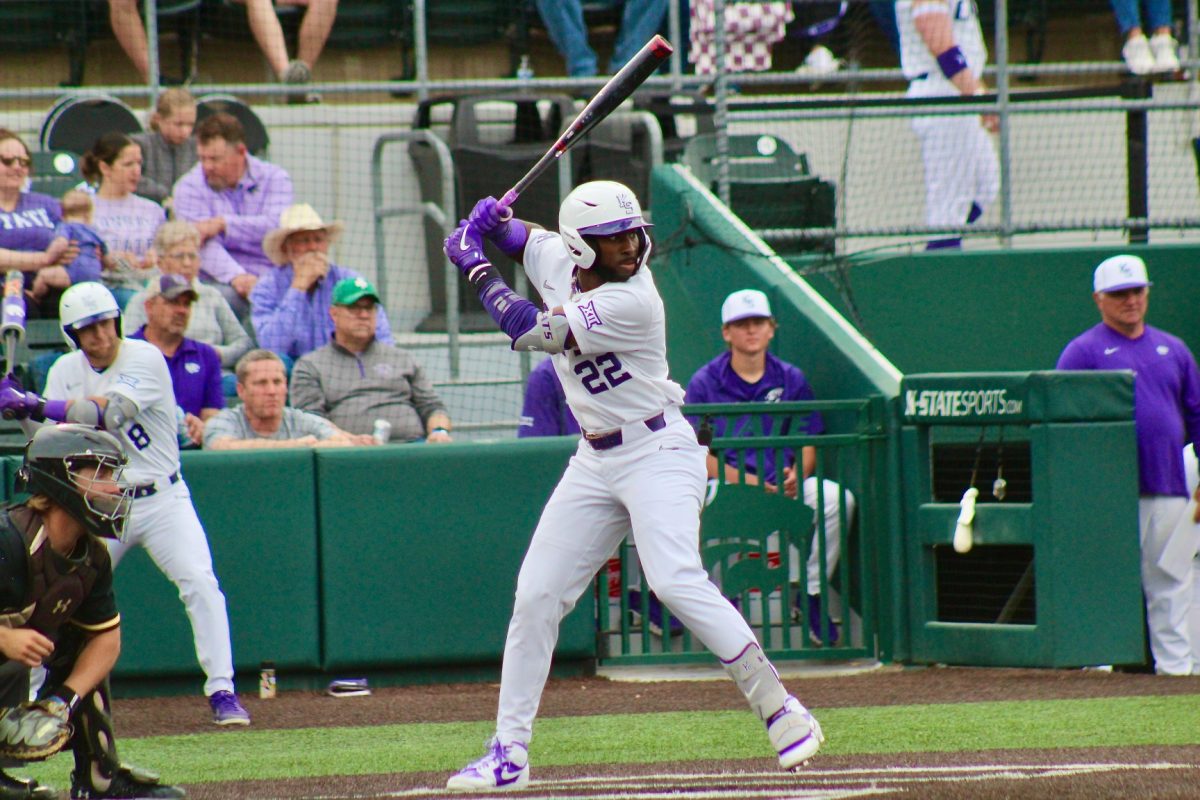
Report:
259,761,1197,800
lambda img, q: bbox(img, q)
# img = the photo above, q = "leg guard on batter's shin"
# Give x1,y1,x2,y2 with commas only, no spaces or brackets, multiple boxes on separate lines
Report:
721,642,824,771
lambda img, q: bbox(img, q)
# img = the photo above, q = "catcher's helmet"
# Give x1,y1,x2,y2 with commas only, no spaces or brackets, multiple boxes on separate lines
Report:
59,282,121,350
559,180,653,270
15,424,133,541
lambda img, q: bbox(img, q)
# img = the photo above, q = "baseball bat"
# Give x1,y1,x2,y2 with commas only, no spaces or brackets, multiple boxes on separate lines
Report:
1,271,26,420
498,34,674,212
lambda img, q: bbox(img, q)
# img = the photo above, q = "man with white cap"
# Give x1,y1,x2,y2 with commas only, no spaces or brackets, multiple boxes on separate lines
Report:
250,203,394,362
686,289,855,646
1057,254,1200,675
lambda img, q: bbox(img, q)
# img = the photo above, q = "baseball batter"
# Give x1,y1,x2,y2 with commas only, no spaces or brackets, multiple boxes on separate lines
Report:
897,0,999,248
441,181,823,792
0,282,249,725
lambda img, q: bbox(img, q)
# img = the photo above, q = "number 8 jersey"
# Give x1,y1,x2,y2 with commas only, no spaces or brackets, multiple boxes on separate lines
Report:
44,338,182,485
523,230,685,433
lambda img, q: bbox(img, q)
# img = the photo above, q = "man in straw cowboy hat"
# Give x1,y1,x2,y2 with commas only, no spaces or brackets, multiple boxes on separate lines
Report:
250,203,394,362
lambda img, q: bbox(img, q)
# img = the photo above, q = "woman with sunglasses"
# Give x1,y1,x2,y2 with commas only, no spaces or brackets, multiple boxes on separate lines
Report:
0,129,79,276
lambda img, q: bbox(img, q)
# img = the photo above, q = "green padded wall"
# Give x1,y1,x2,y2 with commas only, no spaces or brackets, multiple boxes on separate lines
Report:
794,244,1200,374
112,449,321,678
314,436,591,670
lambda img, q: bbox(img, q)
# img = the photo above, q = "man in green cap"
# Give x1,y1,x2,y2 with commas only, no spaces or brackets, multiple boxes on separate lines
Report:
290,277,452,443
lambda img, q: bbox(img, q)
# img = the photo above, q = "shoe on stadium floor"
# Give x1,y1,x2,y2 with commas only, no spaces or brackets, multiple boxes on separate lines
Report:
767,696,824,771
1122,34,1155,76
446,738,529,791
1149,33,1180,72
208,690,250,726
628,589,684,635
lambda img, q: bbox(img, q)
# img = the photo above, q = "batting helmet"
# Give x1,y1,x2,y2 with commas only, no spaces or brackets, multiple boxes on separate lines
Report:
559,180,653,270
15,424,133,541
59,282,121,350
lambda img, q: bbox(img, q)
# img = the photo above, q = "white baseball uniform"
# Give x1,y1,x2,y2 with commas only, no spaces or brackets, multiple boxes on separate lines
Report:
494,231,768,745
897,0,999,232
44,338,236,696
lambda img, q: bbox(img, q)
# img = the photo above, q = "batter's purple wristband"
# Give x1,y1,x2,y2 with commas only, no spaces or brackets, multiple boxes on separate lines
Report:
493,221,529,258
937,46,968,80
42,399,69,421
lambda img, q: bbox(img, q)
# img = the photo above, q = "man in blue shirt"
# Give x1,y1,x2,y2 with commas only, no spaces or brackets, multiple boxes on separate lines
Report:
251,204,393,361
1057,254,1200,675
131,274,223,448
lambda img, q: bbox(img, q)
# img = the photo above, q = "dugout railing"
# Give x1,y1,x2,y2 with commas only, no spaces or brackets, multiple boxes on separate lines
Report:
596,398,888,665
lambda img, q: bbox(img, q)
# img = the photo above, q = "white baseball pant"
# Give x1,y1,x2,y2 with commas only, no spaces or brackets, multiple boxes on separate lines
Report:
106,479,236,696
908,76,1000,231
495,413,765,745
1139,494,1193,676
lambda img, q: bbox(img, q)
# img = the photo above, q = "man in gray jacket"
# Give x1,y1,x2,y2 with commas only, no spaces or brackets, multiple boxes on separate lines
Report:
289,278,452,443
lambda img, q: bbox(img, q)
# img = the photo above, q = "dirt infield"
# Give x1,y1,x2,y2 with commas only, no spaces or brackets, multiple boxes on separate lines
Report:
111,666,1200,799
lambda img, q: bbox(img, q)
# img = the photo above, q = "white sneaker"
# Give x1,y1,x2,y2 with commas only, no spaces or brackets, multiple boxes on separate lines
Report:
1149,33,1180,72
446,738,530,791
1122,34,1156,75
766,696,824,771
797,45,842,76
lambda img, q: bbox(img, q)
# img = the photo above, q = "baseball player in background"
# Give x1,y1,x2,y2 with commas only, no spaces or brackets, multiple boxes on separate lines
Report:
1057,255,1200,676
0,282,250,725
897,0,999,249
441,181,824,791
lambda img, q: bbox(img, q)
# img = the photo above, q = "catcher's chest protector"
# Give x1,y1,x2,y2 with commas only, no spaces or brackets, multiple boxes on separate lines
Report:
6,507,103,638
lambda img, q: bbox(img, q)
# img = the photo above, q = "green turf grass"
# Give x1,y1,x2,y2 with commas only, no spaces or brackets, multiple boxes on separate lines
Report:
16,694,1200,788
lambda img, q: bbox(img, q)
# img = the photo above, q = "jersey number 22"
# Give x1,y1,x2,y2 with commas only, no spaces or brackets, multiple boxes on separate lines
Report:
575,353,632,395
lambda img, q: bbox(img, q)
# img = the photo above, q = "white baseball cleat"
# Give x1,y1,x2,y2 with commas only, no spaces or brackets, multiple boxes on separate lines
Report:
446,738,530,792
767,696,825,771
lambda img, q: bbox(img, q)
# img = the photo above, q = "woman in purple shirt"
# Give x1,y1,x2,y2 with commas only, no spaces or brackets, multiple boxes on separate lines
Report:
0,129,78,282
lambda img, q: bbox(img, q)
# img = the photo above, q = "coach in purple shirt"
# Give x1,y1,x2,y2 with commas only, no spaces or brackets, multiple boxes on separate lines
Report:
518,358,580,438
251,203,393,361
131,273,224,448
173,112,294,318
1057,254,1200,675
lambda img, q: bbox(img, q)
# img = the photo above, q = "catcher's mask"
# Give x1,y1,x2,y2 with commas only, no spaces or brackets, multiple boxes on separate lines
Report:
16,424,133,541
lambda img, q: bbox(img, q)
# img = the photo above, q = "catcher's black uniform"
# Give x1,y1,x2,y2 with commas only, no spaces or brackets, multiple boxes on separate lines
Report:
0,504,182,800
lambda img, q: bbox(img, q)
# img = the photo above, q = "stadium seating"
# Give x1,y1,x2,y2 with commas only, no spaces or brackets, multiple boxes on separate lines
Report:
0,1,89,86
195,94,270,156
39,94,143,156
29,152,85,199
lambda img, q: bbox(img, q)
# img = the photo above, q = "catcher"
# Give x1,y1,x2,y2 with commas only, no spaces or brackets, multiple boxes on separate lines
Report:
0,424,184,799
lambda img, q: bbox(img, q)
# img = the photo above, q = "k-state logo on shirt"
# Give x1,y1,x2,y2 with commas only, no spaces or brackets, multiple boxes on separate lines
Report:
185,362,200,374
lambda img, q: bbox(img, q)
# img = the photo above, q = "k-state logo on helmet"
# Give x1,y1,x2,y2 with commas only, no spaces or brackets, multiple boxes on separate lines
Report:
616,193,635,215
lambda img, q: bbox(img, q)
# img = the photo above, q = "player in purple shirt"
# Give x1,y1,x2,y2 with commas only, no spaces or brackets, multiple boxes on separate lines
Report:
1057,254,1200,675
686,289,856,646
518,358,580,438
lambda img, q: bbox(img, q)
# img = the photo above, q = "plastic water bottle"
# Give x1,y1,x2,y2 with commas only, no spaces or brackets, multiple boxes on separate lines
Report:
259,661,276,699
372,419,392,445
517,55,534,83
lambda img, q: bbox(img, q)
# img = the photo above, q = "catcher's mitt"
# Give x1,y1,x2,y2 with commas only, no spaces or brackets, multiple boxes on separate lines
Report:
0,698,72,761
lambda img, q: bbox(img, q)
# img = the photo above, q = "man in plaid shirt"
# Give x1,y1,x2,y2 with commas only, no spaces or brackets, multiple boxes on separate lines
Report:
289,278,452,442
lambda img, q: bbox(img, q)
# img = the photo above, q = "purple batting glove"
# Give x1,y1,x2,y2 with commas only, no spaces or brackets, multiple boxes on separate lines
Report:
468,197,509,235
468,196,528,257
444,220,490,277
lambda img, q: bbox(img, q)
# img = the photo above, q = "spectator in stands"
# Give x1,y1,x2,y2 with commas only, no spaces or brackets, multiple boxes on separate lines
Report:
125,221,253,381
204,349,374,450
1111,0,1179,75
536,0,668,77
290,277,451,442
690,0,794,76
685,289,856,646
898,0,999,250
0,129,78,294
81,132,166,308
518,358,579,438
132,88,199,206
1057,255,1200,676
174,113,294,320
251,203,393,361
31,189,106,304
232,0,339,100
129,274,223,448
